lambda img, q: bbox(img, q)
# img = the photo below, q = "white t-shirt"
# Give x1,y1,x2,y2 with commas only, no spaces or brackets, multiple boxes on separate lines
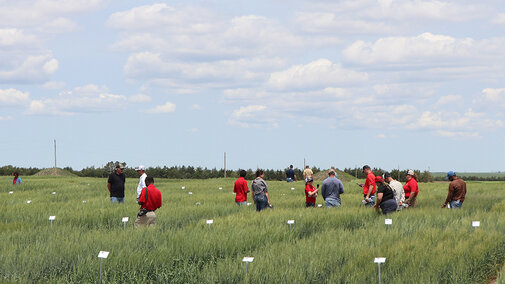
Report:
389,180,405,204
136,173,147,199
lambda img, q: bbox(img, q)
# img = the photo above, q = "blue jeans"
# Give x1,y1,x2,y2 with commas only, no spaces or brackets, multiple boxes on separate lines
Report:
325,198,340,208
110,197,124,203
286,178,294,182
236,201,247,206
254,194,268,211
363,195,375,207
450,200,463,209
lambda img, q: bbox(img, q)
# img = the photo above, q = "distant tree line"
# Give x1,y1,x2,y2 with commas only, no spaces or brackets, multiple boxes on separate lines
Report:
2,163,504,181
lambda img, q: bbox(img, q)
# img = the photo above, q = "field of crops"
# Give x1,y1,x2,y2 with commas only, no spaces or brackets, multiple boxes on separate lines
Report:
2,176,505,283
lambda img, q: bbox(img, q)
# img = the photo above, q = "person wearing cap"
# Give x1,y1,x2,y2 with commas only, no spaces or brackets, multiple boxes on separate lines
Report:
374,176,397,214
135,176,162,228
404,169,419,208
136,165,147,201
234,169,250,206
286,165,297,182
12,172,22,185
441,171,466,209
303,165,313,182
383,172,405,210
304,177,319,207
321,169,344,208
251,169,272,211
360,165,376,207
107,164,125,203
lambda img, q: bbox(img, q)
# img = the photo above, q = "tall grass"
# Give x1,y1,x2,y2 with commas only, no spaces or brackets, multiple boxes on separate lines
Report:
1,176,504,283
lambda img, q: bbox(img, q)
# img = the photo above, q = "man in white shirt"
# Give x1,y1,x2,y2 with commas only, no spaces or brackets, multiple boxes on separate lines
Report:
136,165,147,201
384,172,405,210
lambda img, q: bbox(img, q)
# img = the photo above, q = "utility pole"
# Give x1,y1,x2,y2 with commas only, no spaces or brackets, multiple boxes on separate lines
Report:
54,139,57,169
224,152,226,178
304,158,306,169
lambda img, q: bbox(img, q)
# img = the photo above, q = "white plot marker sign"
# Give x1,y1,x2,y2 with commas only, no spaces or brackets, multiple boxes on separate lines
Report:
385,219,392,229
317,204,322,208
206,219,214,232
188,192,193,195
26,200,31,204
52,192,56,195
287,220,295,231
472,221,480,228
242,257,254,274
291,187,295,191
374,257,386,284
181,186,185,190
49,216,56,227
97,251,110,284
9,191,13,194
122,217,129,229
218,187,223,190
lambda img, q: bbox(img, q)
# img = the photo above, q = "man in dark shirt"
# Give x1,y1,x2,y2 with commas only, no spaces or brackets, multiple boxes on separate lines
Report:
286,165,297,182
441,171,466,209
107,164,125,203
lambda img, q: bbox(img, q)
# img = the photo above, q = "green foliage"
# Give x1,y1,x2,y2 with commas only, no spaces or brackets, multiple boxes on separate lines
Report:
1,176,505,283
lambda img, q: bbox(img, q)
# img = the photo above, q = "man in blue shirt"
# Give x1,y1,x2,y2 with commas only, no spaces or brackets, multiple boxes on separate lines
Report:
321,169,344,208
285,165,297,182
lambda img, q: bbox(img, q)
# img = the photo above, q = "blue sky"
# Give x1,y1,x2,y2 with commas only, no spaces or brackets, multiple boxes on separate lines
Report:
1,0,505,172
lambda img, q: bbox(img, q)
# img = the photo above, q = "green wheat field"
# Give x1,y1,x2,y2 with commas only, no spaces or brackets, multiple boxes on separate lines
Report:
2,176,505,283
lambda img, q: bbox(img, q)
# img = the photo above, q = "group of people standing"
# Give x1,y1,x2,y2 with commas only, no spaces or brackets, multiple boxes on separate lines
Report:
234,164,467,214
107,164,162,227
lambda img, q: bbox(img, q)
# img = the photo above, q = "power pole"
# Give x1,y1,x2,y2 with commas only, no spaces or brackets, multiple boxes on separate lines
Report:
304,158,306,169
54,139,57,169
224,152,227,178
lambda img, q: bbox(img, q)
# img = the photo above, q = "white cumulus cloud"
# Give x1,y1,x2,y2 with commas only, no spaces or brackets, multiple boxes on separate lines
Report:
147,102,176,114
0,88,31,106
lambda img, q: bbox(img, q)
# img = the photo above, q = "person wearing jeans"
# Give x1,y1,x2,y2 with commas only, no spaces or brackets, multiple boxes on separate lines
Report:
321,169,344,208
251,169,271,211
441,171,466,209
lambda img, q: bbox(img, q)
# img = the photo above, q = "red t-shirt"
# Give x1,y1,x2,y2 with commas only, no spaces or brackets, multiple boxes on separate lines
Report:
139,184,162,211
234,177,249,202
363,172,376,195
403,178,419,198
305,184,316,204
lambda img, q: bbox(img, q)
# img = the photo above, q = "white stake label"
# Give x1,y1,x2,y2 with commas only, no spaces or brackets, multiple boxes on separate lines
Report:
218,187,222,190
188,192,193,195
287,220,295,225
317,204,322,207
122,217,129,223
246,203,251,206
206,220,214,224
385,219,392,225
52,192,56,195
195,202,201,205
49,216,56,220
26,200,31,204
82,200,87,203
181,186,185,189
98,251,110,259
242,257,254,263
472,221,480,227
9,191,13,194
291,187,295,191
374,257,386,263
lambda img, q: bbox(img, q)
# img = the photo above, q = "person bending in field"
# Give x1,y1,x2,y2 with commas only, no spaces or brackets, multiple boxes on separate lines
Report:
321,169,344,208
251,169,272,211
286,165,297,182
404,169,419,208
135,165,147,201
107,164,125,203
303,165,313,182
234,170,250,206
12,172,22,185
374,176,397,214
384,172,405,211
304,177,318,207
135,176,162,228
441,171,466,209
359,165,376,207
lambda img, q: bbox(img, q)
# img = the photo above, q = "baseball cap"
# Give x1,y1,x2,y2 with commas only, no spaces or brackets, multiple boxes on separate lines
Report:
383,172,391,179
375,176,383,183
362,165,371,172
116,163,125,169
136,165,145,171
446,171,456,179
406,169,415,176
306,177,314,182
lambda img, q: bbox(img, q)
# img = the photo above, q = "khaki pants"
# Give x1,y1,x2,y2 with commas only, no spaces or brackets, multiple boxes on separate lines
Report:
406,195,418,208
135,211,156,228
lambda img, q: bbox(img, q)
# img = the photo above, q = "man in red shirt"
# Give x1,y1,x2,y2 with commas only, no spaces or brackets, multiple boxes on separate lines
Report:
135,176,162,228
360,165,376,207
234,170,250,205
304,177,319,207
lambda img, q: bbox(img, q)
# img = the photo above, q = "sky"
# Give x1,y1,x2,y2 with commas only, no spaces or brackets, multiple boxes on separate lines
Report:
1,0,505,172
